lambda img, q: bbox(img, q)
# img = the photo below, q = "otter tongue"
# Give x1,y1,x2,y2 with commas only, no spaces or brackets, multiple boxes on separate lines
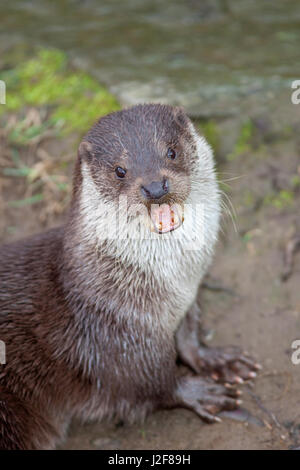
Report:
150,204,182,234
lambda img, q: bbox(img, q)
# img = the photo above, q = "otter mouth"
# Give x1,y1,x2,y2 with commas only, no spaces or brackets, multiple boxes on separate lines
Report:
150,203,184,234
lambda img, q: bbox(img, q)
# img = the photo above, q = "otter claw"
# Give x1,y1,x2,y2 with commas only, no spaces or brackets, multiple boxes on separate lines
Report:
248,371,257,378
176,376,240,423
182,345,261,385
235,376,244,384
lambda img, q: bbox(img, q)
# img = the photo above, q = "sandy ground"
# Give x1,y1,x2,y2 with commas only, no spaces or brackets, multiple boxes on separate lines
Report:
0,124,300,450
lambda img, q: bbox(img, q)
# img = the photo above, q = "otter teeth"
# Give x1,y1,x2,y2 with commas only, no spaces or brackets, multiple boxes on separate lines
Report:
150,203,183,234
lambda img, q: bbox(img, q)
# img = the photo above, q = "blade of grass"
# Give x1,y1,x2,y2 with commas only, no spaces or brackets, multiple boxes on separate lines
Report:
9,193,44,207
2,167,31,177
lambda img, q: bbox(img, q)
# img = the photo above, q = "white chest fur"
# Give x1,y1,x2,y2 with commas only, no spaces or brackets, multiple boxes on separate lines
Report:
77,129,221,332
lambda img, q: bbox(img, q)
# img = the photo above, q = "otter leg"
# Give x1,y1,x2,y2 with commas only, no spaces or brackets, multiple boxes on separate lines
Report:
0,388,59,450
173,375,241,423
175,302,261,385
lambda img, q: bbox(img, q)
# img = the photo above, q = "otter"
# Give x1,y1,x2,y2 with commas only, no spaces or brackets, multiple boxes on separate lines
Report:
0,104,259,450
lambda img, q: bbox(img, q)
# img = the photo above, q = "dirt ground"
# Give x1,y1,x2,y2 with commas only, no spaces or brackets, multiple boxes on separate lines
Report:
0,115,300,450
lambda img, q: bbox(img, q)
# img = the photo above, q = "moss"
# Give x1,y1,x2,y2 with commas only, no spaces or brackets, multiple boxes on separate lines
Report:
227,119,254,161
263,190,294,209
198,120,220,154
242,231,253,243
242,189,256,208
291,174,300,189
0,48,120,135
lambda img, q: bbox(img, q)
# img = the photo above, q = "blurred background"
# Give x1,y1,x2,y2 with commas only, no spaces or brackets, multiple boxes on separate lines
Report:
0,0,300,450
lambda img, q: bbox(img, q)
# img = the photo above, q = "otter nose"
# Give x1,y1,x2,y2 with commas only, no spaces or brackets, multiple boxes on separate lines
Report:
141,179,169,200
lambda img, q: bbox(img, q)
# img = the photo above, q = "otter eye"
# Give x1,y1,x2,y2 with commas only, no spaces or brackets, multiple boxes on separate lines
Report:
115,166,127,179
167,148,176,160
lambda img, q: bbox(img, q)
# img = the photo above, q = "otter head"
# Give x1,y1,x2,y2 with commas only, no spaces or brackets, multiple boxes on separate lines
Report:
75,104,219,241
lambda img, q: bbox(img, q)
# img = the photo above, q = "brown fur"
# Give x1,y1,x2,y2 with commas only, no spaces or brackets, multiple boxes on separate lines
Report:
0,227,178,449
0,104,219,449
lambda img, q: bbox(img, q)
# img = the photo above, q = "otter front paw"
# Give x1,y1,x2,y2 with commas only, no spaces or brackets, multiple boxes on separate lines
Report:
175,375,241,423
182,345,261,385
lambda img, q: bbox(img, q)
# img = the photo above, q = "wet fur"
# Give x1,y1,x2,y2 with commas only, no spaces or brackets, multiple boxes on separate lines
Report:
0,104,220,449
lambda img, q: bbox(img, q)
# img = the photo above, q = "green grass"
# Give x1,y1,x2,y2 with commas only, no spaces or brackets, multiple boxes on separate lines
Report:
227,119,254,161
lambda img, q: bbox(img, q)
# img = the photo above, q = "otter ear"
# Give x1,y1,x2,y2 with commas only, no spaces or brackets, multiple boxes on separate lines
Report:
78,141,94,161
174,106,189,128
